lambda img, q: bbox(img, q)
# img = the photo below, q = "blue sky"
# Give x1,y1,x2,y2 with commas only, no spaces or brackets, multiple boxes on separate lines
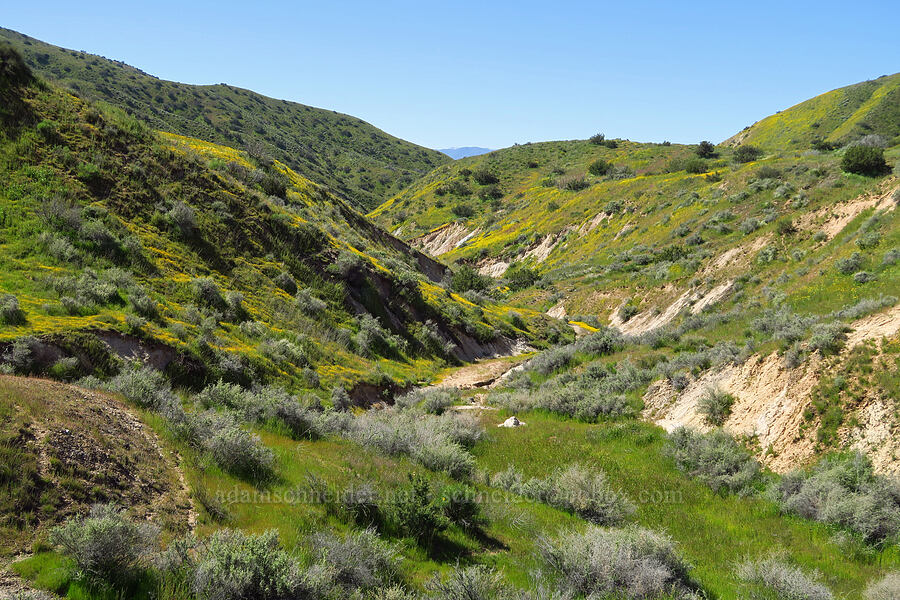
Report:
4,1,898,150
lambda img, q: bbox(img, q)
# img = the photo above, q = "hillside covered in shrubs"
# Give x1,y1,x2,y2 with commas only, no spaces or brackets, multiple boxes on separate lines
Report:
1,32,899,600
0,27,450,211
0,44,564,399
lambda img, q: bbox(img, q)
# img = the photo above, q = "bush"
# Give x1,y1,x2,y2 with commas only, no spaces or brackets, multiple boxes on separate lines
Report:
492,464,634,525
618,303,640,322
392,474,449,545
588,159,611,176
865,572,900,600
192,277,225,309
505,263,539,291
50,504,159,583
666,427,761,495
331,386,352,411
737,556,833,600
696,140,716,158
0,293,25,325
771,452,900,545
438,483,486,531
327,250,364,277
196,412,276,482
426,565,507,600
451,264,491,293
856,230,882,250
835,252,863,275
396,387,459,415
524,345,575,375
354,314,405,358
183,529,311,600
451,203,475,218
129,290,158,320
575,326,624,355
539,525,695,599
260,337,307,366
734,145,763,163
310,528,399,590
274,271,298,295
683,157,707,174
853,271,876,283
479,184,504,200
775,219,797,236
561,176,589,191
104,365,183,419
472,169,499,185
346,409,480,478
841,145,888,176
698,387,736,426
168,201,197,237
740,218,761,235
295,288,327,316
807,321,847,355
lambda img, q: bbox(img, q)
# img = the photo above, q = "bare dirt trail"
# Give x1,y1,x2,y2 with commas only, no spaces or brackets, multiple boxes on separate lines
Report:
434,354,532,390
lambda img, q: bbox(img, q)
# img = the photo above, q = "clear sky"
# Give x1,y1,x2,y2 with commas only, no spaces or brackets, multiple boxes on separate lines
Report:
4,1,898,150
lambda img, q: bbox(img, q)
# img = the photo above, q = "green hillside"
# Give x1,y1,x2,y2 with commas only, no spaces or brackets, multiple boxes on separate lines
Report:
0,27,450,211
372,101,900,473
725,72,900,150
2,39,900,600
0,47,558,399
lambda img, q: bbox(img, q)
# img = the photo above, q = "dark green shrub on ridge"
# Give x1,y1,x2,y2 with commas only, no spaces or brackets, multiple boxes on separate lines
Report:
841,145,888,176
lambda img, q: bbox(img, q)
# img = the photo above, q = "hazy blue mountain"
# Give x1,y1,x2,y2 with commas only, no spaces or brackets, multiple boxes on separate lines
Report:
438,146,493,159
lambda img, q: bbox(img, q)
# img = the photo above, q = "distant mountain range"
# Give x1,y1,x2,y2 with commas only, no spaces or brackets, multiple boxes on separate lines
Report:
438,147,493,159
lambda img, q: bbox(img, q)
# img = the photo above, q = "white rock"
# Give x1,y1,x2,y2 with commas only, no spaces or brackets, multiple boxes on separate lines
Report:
498,416,525,428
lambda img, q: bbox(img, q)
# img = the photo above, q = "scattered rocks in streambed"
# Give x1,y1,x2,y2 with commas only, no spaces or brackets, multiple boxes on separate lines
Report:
498,416,525,428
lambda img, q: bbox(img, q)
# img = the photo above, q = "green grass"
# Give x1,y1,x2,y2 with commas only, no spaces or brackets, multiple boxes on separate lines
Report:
14,393,896,599
473,410,899,599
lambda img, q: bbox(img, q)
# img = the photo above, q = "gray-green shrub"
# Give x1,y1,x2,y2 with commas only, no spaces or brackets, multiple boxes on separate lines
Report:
666,427,761,495
865,572,900,600
0,294,25,325
698,387,736,426
345,409,481,478
183,529,313,600
50,504,159,582
426,565,508,600
539,525,695,599
737,556,833,600
491,464,634,525
771,452,900,545
309,528,399,590
835,252,864,275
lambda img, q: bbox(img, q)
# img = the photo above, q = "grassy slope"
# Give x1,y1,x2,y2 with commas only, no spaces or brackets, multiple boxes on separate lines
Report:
373,135,898,319
10,382,897,599
0,27,450,211
1,47,898,600
0,67,560,394
371,89,900,467
725,72,900,149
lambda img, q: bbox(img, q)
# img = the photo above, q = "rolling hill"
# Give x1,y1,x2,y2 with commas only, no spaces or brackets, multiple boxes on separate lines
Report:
725,72,900,150
371,90,900,475
0,27,451,211
2,41,900,600
0,45,560,401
